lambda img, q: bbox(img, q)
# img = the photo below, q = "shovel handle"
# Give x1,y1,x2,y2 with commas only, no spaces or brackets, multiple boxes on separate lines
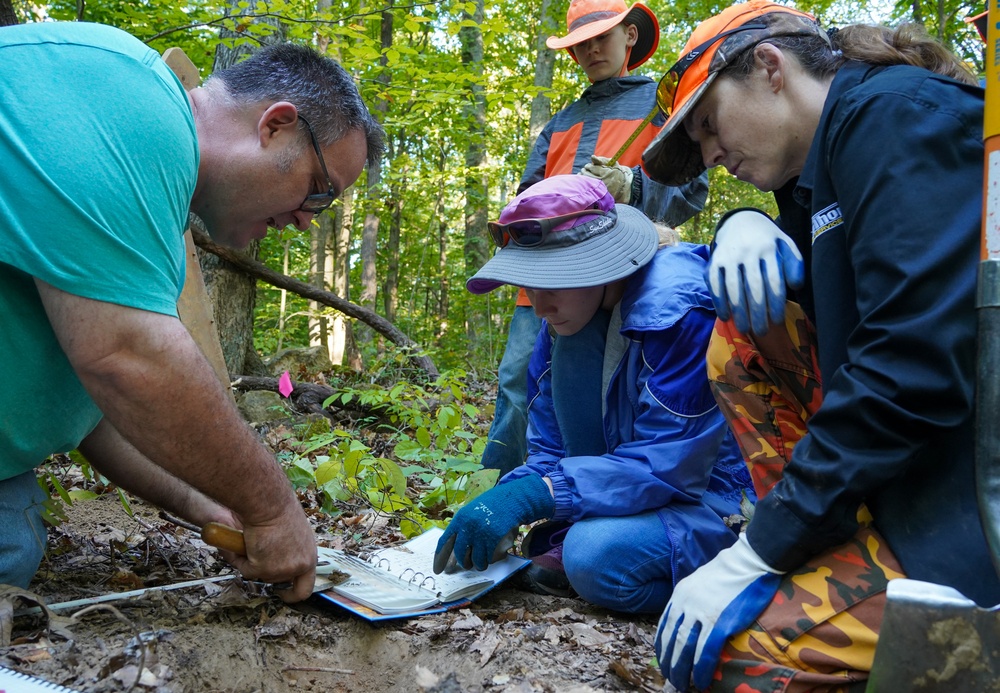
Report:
201,522,247,555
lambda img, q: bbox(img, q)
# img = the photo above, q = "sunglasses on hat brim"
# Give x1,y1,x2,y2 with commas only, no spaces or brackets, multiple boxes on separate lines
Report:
488,207,610,248
654,22,768,117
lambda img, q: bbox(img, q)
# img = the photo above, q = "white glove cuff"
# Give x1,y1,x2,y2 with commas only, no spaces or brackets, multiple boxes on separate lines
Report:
734,533,785,575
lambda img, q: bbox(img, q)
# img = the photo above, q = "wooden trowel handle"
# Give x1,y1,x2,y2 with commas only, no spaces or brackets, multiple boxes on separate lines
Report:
201,522,247,555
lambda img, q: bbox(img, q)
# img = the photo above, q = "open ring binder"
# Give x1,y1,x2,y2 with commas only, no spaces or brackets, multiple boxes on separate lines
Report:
315,527,530,619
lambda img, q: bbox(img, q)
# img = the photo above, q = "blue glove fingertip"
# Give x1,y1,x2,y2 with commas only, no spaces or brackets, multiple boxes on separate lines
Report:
668,621,701,693
692,627,729,691
761,260,787,332
778,241,805,289
433,527,457,574
472,542,491,571
706,266,732,323
654,604,673,675
748,300,771,338
731,302,751,335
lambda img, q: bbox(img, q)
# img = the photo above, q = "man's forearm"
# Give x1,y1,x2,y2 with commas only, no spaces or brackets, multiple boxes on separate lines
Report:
37,280,317,600
35,281,295,524
78,418,234,530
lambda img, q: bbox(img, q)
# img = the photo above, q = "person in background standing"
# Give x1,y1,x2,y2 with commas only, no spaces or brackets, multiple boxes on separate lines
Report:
481,0,710,478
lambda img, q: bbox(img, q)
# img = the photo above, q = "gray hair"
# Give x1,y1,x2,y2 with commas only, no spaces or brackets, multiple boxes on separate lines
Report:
208,43,386,169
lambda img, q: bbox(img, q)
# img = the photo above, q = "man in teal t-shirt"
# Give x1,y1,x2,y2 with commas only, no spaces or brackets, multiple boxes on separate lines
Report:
0,22,384,600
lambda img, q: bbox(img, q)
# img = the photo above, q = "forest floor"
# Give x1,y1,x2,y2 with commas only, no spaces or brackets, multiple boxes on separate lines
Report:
2,475,668,693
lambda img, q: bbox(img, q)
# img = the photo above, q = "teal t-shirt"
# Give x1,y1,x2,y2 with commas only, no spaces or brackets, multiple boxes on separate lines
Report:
0,22,199,477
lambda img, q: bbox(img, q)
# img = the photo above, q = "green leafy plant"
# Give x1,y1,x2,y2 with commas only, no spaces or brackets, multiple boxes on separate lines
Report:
39,449,132,527
278,369,497,537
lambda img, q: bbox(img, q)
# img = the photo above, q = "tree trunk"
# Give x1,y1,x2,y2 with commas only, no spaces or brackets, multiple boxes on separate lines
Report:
384,132,407,325
309,212,334,359
384,177,402,323
460,0,490,348
309,0,337,363
336,187,362,370
197,7,285,377
0,0,18,26
356,3,393,351
528,0,559,148
435,147,450,339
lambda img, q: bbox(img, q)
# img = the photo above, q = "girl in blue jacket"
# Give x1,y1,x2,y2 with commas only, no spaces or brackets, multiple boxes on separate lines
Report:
433,174,753,614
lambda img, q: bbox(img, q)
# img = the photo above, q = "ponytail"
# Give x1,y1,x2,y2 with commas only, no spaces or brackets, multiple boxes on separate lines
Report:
723,19,977,86
834,23,977,85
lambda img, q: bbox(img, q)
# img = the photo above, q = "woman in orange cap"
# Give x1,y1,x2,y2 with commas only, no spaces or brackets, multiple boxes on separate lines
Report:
640,1,999,691
482,0,710,484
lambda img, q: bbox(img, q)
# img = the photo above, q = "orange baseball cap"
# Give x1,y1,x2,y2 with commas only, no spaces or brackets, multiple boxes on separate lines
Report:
546,0,660,71
642,0,827,186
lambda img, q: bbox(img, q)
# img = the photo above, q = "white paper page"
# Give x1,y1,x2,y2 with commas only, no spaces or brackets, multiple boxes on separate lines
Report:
371,527,527,602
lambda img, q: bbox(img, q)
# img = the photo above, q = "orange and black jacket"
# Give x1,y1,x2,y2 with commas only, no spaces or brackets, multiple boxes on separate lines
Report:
514,75,708,306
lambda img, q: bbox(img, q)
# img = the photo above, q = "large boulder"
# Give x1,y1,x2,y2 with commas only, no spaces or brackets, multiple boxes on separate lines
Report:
264,346,333,378
236,390,292,424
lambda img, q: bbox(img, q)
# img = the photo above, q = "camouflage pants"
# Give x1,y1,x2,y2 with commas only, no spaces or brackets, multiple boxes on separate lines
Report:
705,305,905,693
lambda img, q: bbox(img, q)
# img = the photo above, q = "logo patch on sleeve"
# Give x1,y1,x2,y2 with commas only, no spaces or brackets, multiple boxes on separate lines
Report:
812,203,843,243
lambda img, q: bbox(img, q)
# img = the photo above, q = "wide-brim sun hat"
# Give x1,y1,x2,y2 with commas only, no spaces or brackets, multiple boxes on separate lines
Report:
466,175,658,294
641,0,827,186
546,0,660,71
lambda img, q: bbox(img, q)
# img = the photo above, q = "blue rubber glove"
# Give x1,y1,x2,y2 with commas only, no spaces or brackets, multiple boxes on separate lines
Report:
655,533,785,691
706,210,804,337
433,474,554,573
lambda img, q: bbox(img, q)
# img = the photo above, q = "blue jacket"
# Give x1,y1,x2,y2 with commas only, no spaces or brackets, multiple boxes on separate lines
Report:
748,62,1000,606
503,243,752,525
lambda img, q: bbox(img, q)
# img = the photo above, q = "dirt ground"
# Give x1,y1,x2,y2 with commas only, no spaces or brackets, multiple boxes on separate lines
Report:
2,493,668,693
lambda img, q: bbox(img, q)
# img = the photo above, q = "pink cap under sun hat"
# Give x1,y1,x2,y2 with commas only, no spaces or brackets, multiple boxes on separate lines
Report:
466,175,659,294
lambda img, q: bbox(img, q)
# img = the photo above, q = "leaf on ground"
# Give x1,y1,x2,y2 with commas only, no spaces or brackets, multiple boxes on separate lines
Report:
414,665,439,689
495,607,525,622
111,664,162,687
544,624,562,645
627,621,653,647
254,608,299,641
449,610,482,630
0,584,75,646
543,607,582,622
469,622,501,665
609,657,649,688
522,624,547,641
569,622,611,647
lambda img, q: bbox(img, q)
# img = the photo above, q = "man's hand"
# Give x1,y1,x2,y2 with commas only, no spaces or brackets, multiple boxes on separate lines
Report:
225,504,318,602
580,155,633,204
707,210,804,336
433,474,555,573
655,533,784,691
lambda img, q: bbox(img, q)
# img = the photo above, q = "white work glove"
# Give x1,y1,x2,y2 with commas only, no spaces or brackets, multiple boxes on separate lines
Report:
580,155,633,204
707,210,804,336
655,533,785,691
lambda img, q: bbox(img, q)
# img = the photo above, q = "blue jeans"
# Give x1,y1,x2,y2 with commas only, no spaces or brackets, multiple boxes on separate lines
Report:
0,470,48,588
481,306,543,476
562,504,738,614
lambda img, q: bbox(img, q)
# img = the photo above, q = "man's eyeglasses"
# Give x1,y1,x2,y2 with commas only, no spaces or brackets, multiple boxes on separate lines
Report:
297,114,336,215
655,23,767,117
488,207,608,248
